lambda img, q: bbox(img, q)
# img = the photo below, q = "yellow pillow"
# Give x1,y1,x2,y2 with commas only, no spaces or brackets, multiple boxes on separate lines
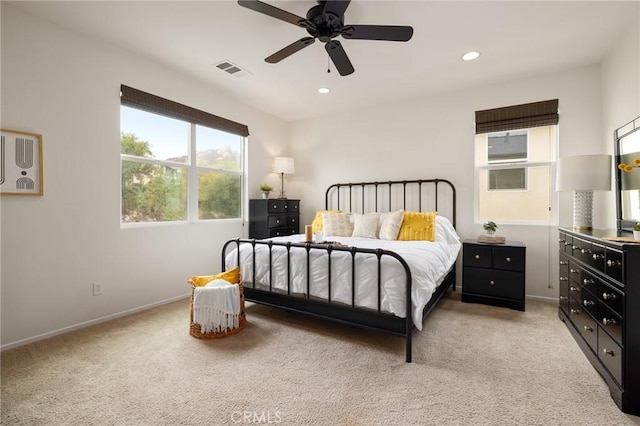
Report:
397,211,437,241
311,210,342,233
188,266,240,287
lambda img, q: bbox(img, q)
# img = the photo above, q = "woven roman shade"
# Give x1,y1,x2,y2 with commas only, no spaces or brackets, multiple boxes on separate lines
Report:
475,99,558,134
120,85,249,137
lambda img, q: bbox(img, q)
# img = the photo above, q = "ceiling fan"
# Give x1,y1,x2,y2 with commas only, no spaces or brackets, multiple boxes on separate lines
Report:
237,0,414,76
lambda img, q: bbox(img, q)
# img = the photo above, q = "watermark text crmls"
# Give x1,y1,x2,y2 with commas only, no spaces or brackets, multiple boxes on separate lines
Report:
231,411,283,424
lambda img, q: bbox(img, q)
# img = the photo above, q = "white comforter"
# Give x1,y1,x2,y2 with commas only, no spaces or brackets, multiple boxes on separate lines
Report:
225,224,461,330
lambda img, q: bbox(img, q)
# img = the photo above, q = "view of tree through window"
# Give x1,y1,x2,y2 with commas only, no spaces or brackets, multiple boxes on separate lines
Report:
120,105,243,224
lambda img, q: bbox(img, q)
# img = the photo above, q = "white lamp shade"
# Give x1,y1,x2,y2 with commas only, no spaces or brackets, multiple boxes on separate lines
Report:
556,154,612,191
272,157,295,174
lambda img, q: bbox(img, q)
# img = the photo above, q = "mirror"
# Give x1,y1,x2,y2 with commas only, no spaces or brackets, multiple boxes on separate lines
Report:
615,116,640,231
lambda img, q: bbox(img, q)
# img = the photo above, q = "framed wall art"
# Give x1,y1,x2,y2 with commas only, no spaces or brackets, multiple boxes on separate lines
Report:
1,129,43,196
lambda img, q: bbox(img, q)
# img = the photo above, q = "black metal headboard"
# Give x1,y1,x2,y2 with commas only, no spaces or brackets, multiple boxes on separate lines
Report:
324,178,456,228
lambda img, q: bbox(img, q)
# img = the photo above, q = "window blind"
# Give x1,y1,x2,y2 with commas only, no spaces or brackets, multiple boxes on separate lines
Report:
475,99,558,134
120,85,249,137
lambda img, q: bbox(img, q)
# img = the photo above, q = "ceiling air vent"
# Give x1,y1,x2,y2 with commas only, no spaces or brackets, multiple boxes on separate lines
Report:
215,60,252,78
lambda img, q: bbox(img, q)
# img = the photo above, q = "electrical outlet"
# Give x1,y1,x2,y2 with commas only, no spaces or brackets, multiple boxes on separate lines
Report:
93,282,103,296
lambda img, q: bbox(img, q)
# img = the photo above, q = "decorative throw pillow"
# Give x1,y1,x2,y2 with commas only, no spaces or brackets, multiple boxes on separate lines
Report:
351,213,380,238
322,212,353,237
397,211,437,241
311,210,342,233
188,266,240,287
378,210,404,240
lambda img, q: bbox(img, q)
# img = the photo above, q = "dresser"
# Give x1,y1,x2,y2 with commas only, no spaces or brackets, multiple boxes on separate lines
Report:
558,228,640,415
462,240,526,311
249,199,300,239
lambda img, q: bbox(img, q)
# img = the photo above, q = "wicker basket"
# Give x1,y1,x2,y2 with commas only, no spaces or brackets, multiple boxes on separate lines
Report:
189,278,246,339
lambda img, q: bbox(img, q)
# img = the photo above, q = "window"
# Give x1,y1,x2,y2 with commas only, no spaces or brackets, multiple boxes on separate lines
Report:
475,100,558,224
120,85,248,224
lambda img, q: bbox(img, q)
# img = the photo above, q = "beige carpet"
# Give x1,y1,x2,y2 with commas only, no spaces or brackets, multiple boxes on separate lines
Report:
2,292,639,426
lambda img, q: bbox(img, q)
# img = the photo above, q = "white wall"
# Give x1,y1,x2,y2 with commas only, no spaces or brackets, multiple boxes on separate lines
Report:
289,65,606,301
601,23,640,226
0,4,288,347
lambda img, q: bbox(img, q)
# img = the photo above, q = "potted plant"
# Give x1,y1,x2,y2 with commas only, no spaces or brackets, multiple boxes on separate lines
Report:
634,222,640,240
259,183,273,199
483,220,498,235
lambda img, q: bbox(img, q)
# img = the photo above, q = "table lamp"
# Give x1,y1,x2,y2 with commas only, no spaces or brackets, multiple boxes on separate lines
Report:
272,157,295,199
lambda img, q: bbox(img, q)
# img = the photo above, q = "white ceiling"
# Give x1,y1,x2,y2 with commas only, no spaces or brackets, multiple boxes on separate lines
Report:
9,1,640,122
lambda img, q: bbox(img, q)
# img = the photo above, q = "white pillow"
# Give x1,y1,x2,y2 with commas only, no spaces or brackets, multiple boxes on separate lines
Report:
351,213,380,238
435,215,461,245
378,210,404,240
322,212,353,237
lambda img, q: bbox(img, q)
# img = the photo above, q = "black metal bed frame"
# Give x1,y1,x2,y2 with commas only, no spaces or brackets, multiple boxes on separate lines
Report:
221,178,457,362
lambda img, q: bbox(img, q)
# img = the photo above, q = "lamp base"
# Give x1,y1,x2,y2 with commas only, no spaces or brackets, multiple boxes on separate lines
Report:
573,190,593,231
278,172,288,199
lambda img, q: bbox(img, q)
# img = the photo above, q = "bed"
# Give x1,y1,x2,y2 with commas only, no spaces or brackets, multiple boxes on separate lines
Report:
221,178,460,362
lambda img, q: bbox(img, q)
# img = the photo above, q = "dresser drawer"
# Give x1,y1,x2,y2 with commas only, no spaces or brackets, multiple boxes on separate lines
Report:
579,268,598,296
286,215,298,228
605,248,623,283
598,328,622,386
569,296,597,352
462,245,492,268
598,280,623,317
267,199,288,213
598,303,622,345
286,200,300,213
559,278,569,315
267,214,287,228
579,291,597,317
589,243,606,273
463,267,524,300
568,260,581,284
268,227,287,238
493,246,525,271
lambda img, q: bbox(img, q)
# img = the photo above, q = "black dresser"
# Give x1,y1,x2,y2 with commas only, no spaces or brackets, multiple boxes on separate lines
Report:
558,228,640,415
249,199,300,239
462,240,526,311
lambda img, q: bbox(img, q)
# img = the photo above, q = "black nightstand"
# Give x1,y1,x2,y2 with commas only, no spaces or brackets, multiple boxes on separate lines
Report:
249,199,300,239
462,240,526,311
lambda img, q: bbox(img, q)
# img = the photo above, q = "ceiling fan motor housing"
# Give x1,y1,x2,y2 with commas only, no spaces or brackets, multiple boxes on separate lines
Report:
306,4,343,42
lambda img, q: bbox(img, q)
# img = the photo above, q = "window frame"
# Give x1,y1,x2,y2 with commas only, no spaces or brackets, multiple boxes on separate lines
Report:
120,86,247,227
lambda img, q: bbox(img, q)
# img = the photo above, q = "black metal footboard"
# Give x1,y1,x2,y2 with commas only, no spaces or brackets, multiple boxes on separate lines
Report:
221,238,455,362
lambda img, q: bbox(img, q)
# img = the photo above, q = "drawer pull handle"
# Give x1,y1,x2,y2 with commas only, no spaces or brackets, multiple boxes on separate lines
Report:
603,348,615,357
570,268,579,274
582,299,595,307
592,253,603,261
583,325,594,332
489,280,495,285
559,277,568,282
607,260,621,268
505,257,511,262
291,218,296,223
564,242,572,246
559,260,568,265
602,292,616,301
570,308,579,314
570,286,579,292
559,239,565,243
276,219,280,224
559,296,568,301
573,245,580,250
474,254,480,260
583,278,594,286
602,318,616,326
581,249,591,254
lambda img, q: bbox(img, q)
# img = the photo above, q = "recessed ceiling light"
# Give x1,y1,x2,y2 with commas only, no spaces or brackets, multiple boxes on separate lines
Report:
318,87,330,94
462,51,480,61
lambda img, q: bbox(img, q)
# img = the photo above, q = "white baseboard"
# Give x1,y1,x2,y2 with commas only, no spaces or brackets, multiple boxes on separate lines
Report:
1,293,190,352
525,294,557,304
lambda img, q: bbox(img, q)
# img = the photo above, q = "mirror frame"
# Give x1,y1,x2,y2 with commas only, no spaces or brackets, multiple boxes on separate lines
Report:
615,116,640,232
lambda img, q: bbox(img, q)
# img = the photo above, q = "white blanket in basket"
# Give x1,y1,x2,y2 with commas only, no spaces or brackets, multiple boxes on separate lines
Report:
193,279,240,333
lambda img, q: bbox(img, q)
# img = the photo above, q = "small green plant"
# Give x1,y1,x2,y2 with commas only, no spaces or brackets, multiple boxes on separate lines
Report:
634,222,640,231
483,220,498,233
259,183,273,192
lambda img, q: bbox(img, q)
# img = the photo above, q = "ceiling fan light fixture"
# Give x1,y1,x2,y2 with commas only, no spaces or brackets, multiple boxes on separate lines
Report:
318,87,330,94
462,51,481,61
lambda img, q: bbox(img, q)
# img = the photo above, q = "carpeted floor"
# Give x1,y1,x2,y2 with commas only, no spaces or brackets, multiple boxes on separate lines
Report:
2,291,639,426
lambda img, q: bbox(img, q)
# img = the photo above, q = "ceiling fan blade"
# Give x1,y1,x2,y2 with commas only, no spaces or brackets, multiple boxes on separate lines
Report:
342,25,413,42
238,0,308,27
325,40,354,76
265,37,315,63
323,0,351,17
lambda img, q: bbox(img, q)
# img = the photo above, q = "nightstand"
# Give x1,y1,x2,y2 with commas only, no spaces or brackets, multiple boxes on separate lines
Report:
462,240,526,311
249,199,300,239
